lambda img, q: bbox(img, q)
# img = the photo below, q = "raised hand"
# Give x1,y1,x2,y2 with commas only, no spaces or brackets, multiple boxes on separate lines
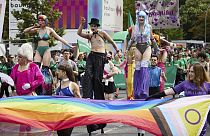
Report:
34,23,40,28
81,17,86,25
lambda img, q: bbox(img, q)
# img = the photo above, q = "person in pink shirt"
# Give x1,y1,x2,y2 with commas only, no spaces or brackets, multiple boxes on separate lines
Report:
10,43,44,96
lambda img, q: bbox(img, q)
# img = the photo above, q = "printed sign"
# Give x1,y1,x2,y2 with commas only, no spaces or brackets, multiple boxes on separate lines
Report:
136,0,180,29
0,0,6,42
102,0,123,31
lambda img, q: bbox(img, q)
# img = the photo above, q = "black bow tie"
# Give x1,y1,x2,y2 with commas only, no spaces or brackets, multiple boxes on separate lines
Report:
93,31,98,35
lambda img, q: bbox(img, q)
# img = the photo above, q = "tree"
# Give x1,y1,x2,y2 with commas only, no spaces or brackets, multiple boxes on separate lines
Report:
180,0,210,41
123,0,135,30
11,0,64,46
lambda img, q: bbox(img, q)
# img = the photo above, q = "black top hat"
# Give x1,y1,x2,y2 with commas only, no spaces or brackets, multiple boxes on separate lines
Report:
88,18,100,26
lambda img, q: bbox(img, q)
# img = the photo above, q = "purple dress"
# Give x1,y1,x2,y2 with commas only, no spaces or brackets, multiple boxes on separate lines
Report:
173,80,210,136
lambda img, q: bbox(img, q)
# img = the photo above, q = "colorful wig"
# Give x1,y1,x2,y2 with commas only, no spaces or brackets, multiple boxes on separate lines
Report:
133,9,151,42
38,15,48,24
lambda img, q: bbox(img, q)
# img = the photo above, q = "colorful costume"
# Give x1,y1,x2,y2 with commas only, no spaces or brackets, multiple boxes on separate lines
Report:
132,10,153,99
10,63,44,96
35,15,52,95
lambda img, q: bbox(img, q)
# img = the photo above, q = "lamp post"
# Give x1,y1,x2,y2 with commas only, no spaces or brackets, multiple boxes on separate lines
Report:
205,4,210,46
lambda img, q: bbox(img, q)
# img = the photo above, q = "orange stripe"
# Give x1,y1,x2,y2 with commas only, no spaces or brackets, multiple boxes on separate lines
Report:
0,114,161,135
0,108,155,123
80,4,84,17
71,6,75,28
63,6,67,28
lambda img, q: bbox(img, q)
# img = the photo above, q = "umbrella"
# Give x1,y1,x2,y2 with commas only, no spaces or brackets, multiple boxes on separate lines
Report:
0,72,14,86
113,31,128,41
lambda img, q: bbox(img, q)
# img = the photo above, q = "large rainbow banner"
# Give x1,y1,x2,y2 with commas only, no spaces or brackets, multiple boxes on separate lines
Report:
0,95,209,135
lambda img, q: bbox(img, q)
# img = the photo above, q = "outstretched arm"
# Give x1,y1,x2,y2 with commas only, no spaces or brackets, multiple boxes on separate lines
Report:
103,31,118,52
50,27,73,48
77,17,90,39
145,88,175,100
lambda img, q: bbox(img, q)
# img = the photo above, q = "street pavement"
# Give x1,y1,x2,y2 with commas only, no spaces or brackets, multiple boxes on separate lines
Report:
70,89,210,136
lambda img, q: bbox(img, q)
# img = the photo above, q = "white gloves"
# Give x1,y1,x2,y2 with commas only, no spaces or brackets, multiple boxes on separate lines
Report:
22,83,31,90
0,77,6,83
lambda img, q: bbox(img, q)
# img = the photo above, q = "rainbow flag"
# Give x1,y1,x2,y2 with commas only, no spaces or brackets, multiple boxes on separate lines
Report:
0,95,209,135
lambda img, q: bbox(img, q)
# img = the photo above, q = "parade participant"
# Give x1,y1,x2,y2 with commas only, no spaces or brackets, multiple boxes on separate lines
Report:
187,51,198,69
128,9,158,99
10,43,44,135
124,27,135,100
77,52,86,87
146,63,210,136
59,49,78,77
0,56,10,98
23,15,73,68
149,55,167,96
158,39,170,92
112,53,121,98
77,17,118,135
10,43,44,96
103,53,119,100
56,64,81,136
24,15,74,95
77,17,118,99
197,52,209,72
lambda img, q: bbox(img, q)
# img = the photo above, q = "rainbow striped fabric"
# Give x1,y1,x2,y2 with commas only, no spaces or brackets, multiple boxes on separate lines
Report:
0,95,209,135
53,0,88,29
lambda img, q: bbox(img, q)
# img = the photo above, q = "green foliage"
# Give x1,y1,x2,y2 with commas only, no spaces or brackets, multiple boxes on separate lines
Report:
180,0,210,41
11,0,63,47
123,0,135,30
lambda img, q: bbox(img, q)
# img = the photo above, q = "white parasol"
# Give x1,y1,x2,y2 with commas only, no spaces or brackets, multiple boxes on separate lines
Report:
0,72,14,86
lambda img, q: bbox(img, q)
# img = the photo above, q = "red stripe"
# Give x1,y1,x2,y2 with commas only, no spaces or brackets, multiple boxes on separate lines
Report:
0,114,162,135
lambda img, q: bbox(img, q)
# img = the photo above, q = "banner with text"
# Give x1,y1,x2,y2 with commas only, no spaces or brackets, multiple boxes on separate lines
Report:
9,0,28,39
102,0,123,31
0,0,6,42
136,0,180,29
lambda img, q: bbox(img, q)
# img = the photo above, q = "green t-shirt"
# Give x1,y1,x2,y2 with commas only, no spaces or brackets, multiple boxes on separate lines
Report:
187,58,198,65
0,63,8,74
77,60,86,73
177,59,186,69
49,61,58,73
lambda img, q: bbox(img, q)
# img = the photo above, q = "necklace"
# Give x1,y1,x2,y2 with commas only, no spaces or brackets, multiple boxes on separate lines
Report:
62,78,69,82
